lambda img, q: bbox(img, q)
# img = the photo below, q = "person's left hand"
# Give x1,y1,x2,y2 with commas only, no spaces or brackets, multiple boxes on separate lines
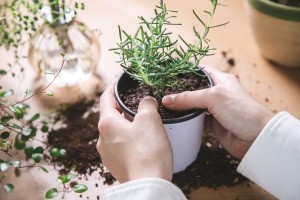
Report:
97,83,173,183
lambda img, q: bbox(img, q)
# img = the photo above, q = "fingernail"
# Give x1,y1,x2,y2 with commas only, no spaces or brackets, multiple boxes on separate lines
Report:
162,94,176,105
141,96,158,105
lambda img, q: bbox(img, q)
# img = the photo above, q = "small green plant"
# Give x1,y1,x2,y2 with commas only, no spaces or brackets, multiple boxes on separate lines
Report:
1,1,89,197
0,56,88,197
45,173,88,199
111,0,227,98
0,0,85,50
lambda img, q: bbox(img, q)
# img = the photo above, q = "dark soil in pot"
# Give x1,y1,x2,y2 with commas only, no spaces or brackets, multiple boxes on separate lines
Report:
117,70,212,119
270,0,300,7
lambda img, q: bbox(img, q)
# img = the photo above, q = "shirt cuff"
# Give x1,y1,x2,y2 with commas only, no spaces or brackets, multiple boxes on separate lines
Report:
237,111,300,200
102,178,187,200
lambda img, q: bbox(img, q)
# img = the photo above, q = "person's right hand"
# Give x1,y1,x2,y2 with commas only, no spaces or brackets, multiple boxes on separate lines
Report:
97,84,173,183
162,66,274,160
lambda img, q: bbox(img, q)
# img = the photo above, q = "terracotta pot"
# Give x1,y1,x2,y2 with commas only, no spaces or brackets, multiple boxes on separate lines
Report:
114,69,214,173
246,0,300,68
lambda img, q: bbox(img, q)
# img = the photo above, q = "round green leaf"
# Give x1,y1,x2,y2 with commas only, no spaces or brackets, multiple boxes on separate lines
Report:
30,113,40,121
0,162,8,172
31,153,42,163
41,125,49,133
22,127,32,136
1,115,13,124
14,136,25,150
59,149,67,157
46,91,54,96
12,124,21,129
0,140,8,149
34,146,44,154
0,69,7,75
9,105,24,119
0,90,13,97
57,175,70,184
3,184,14,193
73,184,88,193
50,148,60,158
0,131,10,139
12,160,21,168
24,146,34,158
45,188,58,199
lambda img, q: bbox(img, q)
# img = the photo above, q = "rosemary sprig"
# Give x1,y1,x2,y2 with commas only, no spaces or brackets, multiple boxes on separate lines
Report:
111,0,227,98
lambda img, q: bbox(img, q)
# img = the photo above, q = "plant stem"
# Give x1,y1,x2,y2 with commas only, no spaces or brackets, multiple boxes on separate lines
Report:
49,0,60,24
9,58,66,107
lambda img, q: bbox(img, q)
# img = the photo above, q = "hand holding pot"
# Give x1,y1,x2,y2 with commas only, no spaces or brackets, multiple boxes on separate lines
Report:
162,66,274,160
97,84,173,183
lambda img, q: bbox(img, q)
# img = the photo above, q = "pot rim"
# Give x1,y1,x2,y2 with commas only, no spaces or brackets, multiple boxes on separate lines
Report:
248,0,300,22
114,68,214,124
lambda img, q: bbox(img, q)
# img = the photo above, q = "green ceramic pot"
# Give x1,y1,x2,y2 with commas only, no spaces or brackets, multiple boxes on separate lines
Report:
247,0,300,68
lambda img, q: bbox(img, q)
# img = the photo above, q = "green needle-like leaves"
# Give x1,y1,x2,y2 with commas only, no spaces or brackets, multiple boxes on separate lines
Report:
111,0,226,98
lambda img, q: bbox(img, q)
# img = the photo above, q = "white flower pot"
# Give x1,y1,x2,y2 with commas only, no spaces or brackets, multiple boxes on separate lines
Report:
115,69,213,173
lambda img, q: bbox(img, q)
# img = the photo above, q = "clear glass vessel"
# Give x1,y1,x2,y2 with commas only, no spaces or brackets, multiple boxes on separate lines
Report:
28,8,100,87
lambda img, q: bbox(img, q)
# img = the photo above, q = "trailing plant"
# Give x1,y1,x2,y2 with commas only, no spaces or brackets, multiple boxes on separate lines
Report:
111,0,227,98
0,55,88,196
0,1,90,197
45,173,88,199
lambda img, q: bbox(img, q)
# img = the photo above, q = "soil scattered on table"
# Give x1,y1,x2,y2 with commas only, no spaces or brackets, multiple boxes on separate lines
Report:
46,98,115,185
172,132,249,198
46,96,249,198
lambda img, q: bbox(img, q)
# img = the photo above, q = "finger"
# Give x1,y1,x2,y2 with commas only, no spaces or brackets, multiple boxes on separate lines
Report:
99,83,130,132
137,96,159,113
135,96,161,121
162,89,211,111
100,82,121,115
96,136,101,154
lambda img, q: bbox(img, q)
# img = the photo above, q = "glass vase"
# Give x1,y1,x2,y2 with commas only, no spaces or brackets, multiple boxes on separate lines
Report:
28,18,100,87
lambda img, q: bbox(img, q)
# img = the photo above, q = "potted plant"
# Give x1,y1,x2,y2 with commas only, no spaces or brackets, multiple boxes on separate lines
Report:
246,0,300,68
111,0,226,173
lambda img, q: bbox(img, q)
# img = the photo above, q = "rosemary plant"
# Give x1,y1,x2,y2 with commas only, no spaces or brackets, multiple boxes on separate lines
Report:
111,0,227,98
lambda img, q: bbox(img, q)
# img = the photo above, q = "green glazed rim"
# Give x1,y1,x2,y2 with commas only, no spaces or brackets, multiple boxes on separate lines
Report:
248,0,300,21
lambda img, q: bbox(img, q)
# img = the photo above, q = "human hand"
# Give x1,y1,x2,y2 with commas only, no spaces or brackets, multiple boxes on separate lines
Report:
97,84,173,183
162,66,274,160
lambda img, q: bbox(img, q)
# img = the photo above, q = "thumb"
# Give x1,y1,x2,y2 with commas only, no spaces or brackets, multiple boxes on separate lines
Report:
162,89,210,111
135,96,160,120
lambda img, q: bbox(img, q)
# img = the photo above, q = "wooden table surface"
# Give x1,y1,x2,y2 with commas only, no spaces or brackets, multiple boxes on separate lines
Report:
1,0,300,199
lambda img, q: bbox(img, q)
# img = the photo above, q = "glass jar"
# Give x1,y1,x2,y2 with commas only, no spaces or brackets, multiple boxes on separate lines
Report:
28,8,100,87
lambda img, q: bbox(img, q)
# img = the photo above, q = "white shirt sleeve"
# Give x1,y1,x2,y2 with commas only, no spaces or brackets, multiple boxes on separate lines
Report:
237,111,300,200
102,178,187,200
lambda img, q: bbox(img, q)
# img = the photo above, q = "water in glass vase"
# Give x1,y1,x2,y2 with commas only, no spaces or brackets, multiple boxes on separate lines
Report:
29,19,100,87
